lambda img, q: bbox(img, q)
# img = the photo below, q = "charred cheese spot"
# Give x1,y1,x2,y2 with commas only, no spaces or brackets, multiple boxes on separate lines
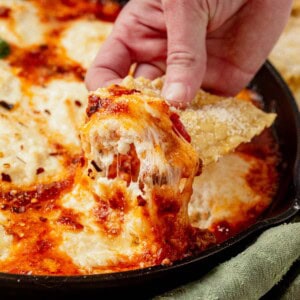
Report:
57,209,84,231
93,189,128,236
0,6,11,18
86,86,139,118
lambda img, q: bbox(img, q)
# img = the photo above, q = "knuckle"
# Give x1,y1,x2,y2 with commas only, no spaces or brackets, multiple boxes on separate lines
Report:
167,50,198,68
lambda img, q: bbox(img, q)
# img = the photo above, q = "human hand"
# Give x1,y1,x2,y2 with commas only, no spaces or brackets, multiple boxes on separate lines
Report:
85,0,292,107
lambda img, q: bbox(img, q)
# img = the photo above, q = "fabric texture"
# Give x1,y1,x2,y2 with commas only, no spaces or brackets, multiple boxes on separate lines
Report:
281,270,300,300
155,221,300,300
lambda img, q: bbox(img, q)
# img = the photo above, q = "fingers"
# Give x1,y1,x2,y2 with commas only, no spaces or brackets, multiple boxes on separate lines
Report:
86,0,167,91
202,0,293,96
85,35,132,91
201,55,254,96
134,61,165,79
161,0,209,106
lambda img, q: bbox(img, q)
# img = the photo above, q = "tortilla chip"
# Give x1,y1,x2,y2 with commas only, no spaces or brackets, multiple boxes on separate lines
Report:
292,0,300,16
120,76,276,166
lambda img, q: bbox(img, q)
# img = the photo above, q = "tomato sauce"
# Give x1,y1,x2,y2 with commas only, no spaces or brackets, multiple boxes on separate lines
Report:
86,87,140,117
0,6,10,18
8,45,85,85
107,144,140,185
32,0,121,22
170,112,191,143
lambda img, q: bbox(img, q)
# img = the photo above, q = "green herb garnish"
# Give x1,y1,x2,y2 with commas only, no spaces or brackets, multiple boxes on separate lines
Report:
0,38,10,59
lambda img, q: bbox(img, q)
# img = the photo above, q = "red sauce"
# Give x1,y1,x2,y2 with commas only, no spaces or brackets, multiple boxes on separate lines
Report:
57,209,84,231
8,45,85,85
211,221,237,243
239,129,279,198
36,167,45,175
109,102,130,114
0,154,84,274
1,212,81,275
86,87,137,117
137,195,146,206
93,189,128,236
108,86,140,97
108,144,140,185
1,173,11,183
87,95,109,117
0,6,10,18
155,194,180,215
0,178,74,214
188,226,216,252
109,190,127,210
74,100,82,107
170,113,191,143
32,0,121,22
94,199,109,220
151,190,189,261
211,219,259,244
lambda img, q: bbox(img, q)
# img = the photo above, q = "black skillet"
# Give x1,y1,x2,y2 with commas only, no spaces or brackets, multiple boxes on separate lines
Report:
0,61,299,299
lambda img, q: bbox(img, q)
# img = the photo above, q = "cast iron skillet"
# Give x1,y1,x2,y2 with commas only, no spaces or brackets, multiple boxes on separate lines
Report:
0,61,299,298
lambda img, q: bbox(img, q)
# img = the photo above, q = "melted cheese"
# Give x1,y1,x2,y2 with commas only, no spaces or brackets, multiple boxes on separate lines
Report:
0,212,12,262
61,19,113,69
190,154,255,228
0,225,12,261
0,111,66,186
29,80,88,147
189,152,276,230
0,61,22,106
0,0,46,46
82,88,199,187
60,178,159,271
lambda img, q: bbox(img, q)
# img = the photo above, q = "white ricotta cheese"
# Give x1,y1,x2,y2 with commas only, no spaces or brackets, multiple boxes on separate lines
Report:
0,61,23,106
30,79,88,147
60,19,113,69
0,225,13,261
0,0,46,46
189,153,263,229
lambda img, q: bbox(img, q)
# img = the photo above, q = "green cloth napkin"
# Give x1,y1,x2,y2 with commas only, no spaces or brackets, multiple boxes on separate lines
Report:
155,221,300,300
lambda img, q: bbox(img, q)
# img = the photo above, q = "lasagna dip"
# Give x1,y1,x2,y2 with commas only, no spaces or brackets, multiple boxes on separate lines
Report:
0,0,279,275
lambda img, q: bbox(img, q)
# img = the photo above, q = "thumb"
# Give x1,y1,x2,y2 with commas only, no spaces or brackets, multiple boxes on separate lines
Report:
161,0,208,107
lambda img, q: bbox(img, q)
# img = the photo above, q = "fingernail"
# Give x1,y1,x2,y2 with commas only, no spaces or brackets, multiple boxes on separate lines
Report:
162,83,187,105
